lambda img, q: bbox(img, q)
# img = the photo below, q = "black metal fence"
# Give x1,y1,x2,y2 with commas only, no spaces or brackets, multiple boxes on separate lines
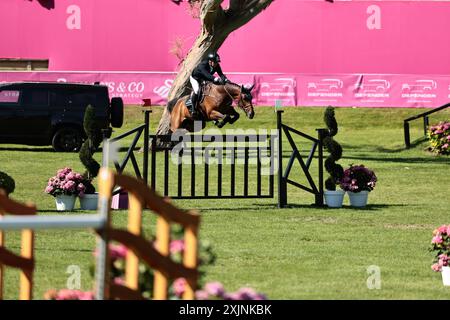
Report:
404,103,450,148
106,109,325,207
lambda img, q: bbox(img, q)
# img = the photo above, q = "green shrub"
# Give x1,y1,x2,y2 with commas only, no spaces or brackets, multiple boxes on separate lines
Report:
0,171,15,195
323,107,344,191
79,105,103,193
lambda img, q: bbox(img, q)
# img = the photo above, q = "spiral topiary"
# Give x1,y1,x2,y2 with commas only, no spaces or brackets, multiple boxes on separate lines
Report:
323,107,344,191
79,105,103,193
0,171,15,195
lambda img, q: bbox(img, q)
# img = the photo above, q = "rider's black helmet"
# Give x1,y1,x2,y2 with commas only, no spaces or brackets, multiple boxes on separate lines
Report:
207,52,221,63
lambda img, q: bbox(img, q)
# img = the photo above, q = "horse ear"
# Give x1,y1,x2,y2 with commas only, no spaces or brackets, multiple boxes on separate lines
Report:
244,84,255,91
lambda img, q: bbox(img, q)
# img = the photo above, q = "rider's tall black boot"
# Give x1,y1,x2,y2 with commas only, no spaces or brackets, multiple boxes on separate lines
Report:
190,92,199,119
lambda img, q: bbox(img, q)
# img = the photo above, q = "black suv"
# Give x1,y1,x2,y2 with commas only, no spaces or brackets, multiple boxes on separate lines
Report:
0,82,123,151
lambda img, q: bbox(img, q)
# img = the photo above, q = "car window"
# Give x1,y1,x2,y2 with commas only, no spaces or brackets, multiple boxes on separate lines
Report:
22,89,49,107
69,91,97,108
0,90,21,104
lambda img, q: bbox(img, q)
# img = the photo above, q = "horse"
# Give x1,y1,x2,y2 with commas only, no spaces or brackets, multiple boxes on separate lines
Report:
167,81,255,133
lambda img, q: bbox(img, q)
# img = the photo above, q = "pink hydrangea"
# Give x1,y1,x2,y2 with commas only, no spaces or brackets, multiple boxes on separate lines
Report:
173,278,187,297
204,281,225,297
170,239,185,254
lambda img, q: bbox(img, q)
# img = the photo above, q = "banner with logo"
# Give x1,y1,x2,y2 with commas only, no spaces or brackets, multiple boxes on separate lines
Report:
1,71,449,108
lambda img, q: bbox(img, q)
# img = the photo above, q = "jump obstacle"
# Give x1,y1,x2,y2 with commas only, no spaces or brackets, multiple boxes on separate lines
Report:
0,167,200,300
111,109,326,208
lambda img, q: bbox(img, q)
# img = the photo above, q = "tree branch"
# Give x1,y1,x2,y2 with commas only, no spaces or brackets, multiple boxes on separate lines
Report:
226,0,274,33
200,0,225,34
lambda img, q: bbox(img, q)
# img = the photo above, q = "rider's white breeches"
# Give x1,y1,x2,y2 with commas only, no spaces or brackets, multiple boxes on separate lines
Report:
190,76,199,94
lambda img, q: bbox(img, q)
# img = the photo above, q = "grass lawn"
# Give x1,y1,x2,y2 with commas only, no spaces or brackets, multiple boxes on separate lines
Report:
1,105,450,299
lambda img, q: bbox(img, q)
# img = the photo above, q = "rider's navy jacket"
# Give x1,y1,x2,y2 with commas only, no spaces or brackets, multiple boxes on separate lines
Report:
192,60,226,83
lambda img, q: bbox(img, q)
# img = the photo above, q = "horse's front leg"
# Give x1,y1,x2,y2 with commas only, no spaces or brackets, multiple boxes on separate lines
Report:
210,111,229,128
227,109,240,124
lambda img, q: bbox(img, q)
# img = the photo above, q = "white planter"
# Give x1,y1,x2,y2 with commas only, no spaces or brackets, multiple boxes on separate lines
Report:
79,193,99,210
442,266,450,286
348,190,369,207
324,190,345,208
55,194,76,211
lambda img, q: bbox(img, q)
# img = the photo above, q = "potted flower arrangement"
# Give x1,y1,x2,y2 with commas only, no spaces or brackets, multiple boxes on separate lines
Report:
0,171,15,196
430,224,450,286
78,104,103,210
45,167,85,211
339,164,377,207
322,107,345,208
427,121,450,155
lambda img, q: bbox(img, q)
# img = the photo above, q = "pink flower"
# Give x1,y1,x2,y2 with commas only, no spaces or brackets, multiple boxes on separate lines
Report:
223,292,242,300
438,225,448,234
195,290,210,300
204,282,225,298
173,278,187,297
110,244,127,260
432,263,441,272
45,186,54,193
56,289,79,300
432,235,443,244
78,291,94,300
170,239,185,254
113,277,125,286
236,287,259,300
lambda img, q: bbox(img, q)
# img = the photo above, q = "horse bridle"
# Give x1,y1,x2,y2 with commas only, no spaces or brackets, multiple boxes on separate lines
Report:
223,84,253,114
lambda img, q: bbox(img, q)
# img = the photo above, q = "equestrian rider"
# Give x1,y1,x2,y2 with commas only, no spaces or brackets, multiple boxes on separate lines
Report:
189,52,229,118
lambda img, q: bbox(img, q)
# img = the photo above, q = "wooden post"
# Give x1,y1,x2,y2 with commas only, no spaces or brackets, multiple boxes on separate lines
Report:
153,216,170,300
19,229,33,300
125,192,143,290
95,168,115,300
182,224,198,300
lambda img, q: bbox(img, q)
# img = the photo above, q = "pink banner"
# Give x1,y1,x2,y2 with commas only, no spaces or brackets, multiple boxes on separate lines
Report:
2,71,449,108
2,1,450,76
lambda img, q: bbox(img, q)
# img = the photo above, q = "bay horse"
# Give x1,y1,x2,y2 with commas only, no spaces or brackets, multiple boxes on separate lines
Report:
167,82,255,133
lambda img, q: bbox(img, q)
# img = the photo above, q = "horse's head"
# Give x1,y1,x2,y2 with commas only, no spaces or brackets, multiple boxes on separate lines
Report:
238,84,255,119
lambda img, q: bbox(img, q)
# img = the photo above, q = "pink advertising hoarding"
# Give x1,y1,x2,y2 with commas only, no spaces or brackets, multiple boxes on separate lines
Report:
1,0,450,107
2,71,449,108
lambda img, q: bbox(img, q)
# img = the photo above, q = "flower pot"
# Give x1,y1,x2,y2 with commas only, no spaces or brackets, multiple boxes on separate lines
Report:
442,266,450,286
348,190,369,207
55,194,76,211
79,193,98,210
324,190,345,208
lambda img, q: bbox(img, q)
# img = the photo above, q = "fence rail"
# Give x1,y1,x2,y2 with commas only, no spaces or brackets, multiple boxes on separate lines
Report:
404,103,450,148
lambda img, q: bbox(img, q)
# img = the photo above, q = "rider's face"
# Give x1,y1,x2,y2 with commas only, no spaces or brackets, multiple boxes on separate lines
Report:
209,60,216,67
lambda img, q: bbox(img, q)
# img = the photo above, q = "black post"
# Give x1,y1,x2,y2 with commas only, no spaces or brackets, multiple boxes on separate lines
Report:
277,110,287,208
316,129,326,206
143,110,151,185
424,116,429,137
404,120,411,148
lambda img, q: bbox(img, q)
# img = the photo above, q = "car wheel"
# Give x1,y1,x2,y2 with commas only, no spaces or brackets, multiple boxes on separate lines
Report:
110,97,124,128
52,127,83,152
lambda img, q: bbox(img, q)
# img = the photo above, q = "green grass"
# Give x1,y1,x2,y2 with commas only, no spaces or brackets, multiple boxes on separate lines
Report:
1,106,450,299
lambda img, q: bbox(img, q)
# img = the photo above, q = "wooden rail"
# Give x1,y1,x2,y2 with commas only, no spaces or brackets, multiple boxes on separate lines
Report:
0,191,36,300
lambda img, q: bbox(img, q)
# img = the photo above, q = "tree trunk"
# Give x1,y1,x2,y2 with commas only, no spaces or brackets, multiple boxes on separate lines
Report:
155,0,274,140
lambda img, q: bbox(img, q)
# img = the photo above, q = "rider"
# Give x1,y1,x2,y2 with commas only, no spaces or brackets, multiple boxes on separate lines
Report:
189,52,229,118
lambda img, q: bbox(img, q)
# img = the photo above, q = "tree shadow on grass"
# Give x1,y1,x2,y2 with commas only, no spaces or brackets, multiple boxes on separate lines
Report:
0,147,55,152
